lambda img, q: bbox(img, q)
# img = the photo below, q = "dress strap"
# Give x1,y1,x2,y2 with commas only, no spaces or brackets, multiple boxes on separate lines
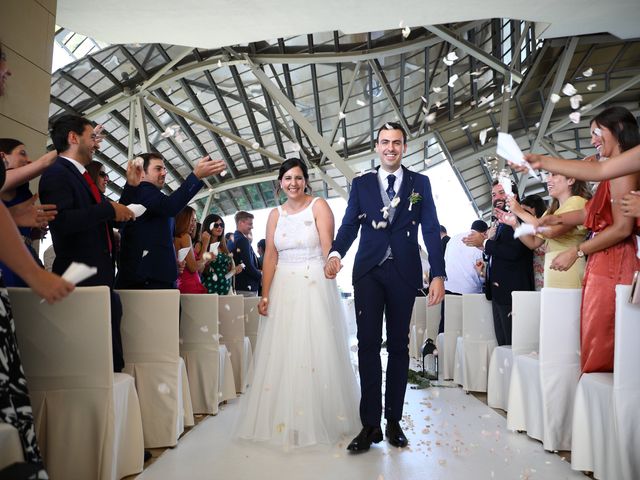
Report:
309,197,320,209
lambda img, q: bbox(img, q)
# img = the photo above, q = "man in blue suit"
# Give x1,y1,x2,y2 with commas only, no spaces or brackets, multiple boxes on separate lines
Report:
116,152,225,289
231,211,261,296
39,114,136,372
325,122,445,452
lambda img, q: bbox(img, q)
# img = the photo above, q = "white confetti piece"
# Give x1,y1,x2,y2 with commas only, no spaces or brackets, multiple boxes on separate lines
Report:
224,304,230,311
251,141,260,149
219,170,227,177
161,126,176,138
338,111,346,120
570,94,583,109
337,136,345,145
158,383,170,394
479,129,488,145
447,74,459,88
562,83,578,96
426,112,437,124
550,93,561,103
569,112,581,124
587,83,597,91
402,26,411,38
583,67,593,77
356,99,366,107
217,59,222,68
432,86,442,93
200,325,209,333
443,51,458,66
390,196,401,208
142,250,149,258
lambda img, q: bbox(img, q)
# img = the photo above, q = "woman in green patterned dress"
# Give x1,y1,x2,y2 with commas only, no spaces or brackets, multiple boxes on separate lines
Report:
201,214,242,295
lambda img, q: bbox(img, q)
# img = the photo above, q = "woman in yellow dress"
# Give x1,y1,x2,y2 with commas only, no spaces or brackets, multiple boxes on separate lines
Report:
498,174,591,288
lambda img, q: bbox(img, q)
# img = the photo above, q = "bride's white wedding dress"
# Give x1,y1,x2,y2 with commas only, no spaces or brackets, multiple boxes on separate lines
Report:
234,198,360,449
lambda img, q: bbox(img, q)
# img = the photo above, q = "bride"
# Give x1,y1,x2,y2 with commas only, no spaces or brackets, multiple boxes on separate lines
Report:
234,158,359,449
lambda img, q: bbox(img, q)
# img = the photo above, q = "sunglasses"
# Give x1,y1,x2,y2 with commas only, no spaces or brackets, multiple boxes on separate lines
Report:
210,222,224,229
98,171,109,180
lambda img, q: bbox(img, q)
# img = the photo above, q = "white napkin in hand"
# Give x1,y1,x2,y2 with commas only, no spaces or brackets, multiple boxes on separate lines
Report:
126,203,147,218
209,241,220,255
497,133,537,177
177,247,190,262
513,223,536,239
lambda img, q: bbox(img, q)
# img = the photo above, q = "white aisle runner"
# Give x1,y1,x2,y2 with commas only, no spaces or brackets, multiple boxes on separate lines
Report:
136,384,583,480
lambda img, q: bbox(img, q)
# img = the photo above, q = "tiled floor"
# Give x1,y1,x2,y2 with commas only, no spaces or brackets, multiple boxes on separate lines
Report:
134,381,583,480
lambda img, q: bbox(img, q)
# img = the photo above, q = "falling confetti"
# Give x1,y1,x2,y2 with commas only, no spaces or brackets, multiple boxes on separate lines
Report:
587,83,597,91
390,196,401,208
337,136,345,145
161,126,176,138
562,83,578,96
402,26,411,38
219,170,227,177
426,112,437,124
569,95,583,109
442,51,458,66
158,383,171,394
569,112,581,124
338,111,347,120
200,325,209,333
217,59,222,68
583,67,593,77
550,93,561,104
142,250,149,258
356,99,366,107
251,142,260,149
432,86,442,93
479,129,488,145
224,304,231,311
447,74,459,88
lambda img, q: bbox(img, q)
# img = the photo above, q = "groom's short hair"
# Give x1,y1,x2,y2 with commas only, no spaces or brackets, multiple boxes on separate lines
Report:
376,122,407,144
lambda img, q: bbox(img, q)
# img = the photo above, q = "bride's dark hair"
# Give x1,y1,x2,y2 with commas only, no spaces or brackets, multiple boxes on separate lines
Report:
277,157,312,194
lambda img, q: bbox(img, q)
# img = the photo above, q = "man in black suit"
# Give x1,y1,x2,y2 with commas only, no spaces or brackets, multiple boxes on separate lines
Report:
464,180,534,345
232,211,261,296
39,114,135,371
116,152,225,289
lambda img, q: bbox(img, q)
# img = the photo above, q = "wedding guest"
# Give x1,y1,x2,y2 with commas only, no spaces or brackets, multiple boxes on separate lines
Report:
502,175,591,288
174,206,207,294
201,214,241,295
538,106,640,372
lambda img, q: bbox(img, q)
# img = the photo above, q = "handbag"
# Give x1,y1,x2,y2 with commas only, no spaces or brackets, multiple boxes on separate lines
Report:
629,270,640,305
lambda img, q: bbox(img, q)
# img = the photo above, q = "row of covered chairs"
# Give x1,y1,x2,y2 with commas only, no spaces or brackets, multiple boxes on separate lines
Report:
1,287,259,480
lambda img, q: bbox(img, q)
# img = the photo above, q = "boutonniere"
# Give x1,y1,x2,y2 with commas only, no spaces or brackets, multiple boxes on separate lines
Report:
408,190,422,211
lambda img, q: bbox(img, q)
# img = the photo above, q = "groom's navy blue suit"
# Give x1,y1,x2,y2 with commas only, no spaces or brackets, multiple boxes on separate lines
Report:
331,165,445,427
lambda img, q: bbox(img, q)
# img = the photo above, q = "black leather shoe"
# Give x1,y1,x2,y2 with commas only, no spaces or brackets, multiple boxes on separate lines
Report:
346,425,383,453
385,421,408,448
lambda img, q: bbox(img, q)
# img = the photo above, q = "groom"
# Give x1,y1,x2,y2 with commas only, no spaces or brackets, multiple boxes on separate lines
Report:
325,122,445,452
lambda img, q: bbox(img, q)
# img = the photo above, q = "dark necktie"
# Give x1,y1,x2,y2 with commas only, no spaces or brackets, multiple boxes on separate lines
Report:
386,174,396,200
83,171,112,253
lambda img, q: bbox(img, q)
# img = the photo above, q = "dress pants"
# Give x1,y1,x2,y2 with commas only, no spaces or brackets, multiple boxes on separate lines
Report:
491,301,511,346
353,260,416,427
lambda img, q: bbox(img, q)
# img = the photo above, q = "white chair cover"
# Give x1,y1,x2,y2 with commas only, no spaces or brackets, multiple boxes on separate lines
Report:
539,288,582,451
244,297,261,355
507,288,581,451
218,345,237,402
572,285,640,479
487,346,512,410
439,295,462,380
9,286,144,480
409,296,427,359
341,297,357,336
179,294,222,415
218,295,251,393
488,291,540,411
455,294,496,392
117,289,191,448
426,303,441,342
613,285,640,480
0,423,24,470
453,336,465,387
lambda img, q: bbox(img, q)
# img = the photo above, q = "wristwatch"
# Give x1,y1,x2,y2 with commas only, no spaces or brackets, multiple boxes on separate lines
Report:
433,276,447,282
576,247,585,258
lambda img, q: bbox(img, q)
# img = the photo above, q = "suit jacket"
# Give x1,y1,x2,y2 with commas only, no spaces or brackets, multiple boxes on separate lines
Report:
483,223,534,305
232,231,262,292
331,165,445,289
116,173,203,287
39,156,115,286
